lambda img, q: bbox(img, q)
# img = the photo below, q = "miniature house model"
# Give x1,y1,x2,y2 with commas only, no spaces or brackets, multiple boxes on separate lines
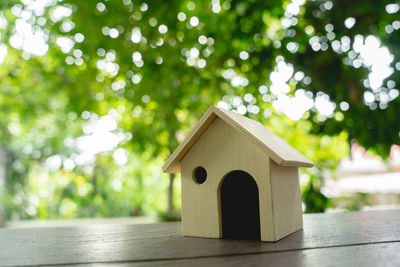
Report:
163,105,313,241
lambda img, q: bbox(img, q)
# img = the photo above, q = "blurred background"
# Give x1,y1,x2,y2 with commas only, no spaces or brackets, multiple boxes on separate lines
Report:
1,0,400,227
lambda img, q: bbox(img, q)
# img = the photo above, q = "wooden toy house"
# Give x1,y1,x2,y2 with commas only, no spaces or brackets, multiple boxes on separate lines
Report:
163,105,313,241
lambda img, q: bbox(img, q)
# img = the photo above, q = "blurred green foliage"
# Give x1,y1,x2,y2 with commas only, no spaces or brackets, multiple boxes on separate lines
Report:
0,0,398,221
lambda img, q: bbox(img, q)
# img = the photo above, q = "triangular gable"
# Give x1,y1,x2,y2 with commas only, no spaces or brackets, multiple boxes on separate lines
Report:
163,105,313,173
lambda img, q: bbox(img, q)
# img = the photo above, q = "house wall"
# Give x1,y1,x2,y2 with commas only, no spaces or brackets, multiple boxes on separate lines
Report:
180,118,275,241
269,160,303,240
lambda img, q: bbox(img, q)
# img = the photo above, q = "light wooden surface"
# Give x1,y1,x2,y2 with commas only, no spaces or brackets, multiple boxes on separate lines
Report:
163,105,313,173
166,105,311,241
180,118,274,240
1,210,400,266
269,159,303,240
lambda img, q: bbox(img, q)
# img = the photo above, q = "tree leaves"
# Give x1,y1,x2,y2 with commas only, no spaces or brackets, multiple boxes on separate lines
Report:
1,0,398,218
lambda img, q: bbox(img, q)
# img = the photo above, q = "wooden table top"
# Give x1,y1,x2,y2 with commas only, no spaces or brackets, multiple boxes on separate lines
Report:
1,209,400,266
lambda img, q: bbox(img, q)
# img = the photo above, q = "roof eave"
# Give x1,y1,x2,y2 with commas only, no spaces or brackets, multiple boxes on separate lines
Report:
162,163,180,173
280,160,314,168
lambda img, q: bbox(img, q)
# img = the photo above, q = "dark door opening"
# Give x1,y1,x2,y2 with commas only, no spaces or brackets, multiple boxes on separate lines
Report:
220,170,261,240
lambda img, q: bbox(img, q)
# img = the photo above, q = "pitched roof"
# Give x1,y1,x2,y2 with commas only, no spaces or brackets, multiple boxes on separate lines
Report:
163,105,313,173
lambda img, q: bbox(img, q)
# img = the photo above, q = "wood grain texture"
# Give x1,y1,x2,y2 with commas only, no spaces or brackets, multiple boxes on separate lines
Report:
163,105,313,173
180,118,274,241
269,159,303,240
72,242,400,267
1,210,400,267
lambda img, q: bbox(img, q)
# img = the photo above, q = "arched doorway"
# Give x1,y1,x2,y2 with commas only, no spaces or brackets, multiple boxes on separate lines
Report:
220,170,261,240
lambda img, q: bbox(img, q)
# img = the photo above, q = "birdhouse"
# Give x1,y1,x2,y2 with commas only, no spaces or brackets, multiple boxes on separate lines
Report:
163,105,313,241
